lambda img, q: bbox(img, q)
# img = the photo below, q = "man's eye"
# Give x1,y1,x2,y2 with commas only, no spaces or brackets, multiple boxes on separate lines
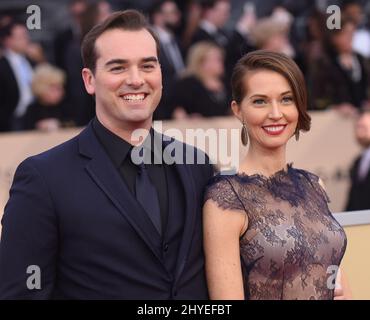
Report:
111,66,124,72
142,64,155,70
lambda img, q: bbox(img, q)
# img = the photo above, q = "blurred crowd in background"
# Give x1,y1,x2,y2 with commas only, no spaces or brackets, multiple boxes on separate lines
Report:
1,0,370,210
0,0,370,133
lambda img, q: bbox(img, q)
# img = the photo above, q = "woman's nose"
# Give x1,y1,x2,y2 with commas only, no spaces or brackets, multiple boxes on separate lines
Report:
268,101,283,119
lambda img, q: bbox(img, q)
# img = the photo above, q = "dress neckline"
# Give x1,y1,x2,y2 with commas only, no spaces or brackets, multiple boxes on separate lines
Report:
234,163,294,182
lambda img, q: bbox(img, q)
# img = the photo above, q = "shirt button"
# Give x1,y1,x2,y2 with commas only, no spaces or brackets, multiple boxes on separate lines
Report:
163,244,169,252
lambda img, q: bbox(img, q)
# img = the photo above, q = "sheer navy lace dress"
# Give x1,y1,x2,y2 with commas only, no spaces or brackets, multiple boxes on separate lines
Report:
204,164,347,300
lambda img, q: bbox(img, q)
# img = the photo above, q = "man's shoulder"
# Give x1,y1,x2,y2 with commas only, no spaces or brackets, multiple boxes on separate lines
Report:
21,131,82,170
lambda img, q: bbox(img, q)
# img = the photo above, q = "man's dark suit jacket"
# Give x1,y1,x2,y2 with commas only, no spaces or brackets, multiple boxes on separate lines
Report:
0,56,20,132
346,155,370,211
190,27,229,48
0,121,214,299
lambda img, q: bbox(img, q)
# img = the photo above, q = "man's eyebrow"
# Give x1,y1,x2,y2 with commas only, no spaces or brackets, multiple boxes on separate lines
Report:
142,56,159,63
104,57,158,67
105,59,128,67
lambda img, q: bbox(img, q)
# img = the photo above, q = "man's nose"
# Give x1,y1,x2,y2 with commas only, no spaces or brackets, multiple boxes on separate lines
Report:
126,68,144,87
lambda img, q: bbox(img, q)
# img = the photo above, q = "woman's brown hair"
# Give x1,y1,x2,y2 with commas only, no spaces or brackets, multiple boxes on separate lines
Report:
231,50,311,132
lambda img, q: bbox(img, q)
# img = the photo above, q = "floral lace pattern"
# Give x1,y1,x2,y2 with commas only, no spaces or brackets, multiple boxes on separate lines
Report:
204,164,347,300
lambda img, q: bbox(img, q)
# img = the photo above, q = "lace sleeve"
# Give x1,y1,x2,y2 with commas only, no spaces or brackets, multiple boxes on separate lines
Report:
204,175,245,211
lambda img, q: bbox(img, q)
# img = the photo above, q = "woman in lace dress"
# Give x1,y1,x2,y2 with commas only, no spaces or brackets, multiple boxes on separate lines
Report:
203,50,350,300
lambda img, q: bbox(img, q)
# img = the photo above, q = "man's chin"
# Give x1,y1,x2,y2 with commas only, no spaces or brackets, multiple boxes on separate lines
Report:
123,112,153,125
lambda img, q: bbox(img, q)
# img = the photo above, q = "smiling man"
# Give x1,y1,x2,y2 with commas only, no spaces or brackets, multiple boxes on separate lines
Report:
0,10,214,299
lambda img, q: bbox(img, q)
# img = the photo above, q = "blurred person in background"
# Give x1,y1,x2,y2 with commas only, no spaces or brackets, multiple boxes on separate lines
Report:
149,0,185,120
171,41,228,118
80,0,112,37
299,9,327,70
343,0,370,59
346,107,370,210
53,0,89,127
250,17,295,58
22,63,68,132
224,2,257,99
309,18,369,114
180,0,202,50
0,21,34,132
62,0,112,127
190,0,230,49
54,0,88,71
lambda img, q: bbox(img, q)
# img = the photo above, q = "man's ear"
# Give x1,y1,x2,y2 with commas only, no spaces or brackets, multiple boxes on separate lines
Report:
231,100,242,122
82,68,95,95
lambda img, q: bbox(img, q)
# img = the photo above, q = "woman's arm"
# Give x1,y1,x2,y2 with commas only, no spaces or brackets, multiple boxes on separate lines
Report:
203,200,247,300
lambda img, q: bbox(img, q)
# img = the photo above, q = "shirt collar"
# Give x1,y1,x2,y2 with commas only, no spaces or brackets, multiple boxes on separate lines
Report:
93,117,132,168
362,147,370,159
92,117,163,167
4,48,23,61
152,26,172,44
200,20,218,34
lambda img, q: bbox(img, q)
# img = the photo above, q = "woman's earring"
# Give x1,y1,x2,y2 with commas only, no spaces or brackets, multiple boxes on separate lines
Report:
241,122,248,146
295,129,300,141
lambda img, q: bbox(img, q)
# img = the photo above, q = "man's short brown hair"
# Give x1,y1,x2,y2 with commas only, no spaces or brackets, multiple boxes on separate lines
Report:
81,9,160,74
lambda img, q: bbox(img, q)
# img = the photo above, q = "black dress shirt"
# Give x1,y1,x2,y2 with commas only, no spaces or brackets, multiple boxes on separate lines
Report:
92,117,171,233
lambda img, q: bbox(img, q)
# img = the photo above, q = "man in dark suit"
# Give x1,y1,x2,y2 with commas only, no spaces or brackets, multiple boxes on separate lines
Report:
53,0,96,127
0,10,214,299
346,108,370,211
191,0,231,48
0,21,34,132
149,0,185,120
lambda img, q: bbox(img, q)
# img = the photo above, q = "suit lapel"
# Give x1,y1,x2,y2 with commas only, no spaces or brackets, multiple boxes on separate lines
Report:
78,124,163,263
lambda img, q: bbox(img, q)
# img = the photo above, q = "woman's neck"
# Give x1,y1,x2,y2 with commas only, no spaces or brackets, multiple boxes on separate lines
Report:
240,143,287,177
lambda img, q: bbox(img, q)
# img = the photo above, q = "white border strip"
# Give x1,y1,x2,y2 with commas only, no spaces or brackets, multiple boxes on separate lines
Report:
333,210,370,227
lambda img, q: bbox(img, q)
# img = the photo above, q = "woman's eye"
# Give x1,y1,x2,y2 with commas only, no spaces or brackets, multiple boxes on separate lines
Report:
253,99,266,105
282,96,293,104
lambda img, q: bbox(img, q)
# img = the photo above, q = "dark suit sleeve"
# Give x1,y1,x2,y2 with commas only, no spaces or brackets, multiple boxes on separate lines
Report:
0,159,58,299
345,159,359,211
0,62,10,131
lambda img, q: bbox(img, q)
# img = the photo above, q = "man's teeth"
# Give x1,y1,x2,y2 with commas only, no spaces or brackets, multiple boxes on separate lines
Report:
122,94,145,101
264,126,285,132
